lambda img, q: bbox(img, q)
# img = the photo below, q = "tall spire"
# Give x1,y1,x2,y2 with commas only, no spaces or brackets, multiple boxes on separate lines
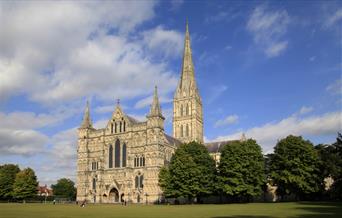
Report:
149,86,164,119
80,100,93,128
176,20,198,97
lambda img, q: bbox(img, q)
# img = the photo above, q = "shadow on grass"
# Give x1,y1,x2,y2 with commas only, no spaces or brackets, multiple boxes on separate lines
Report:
212,217,272,218
290,202,342,218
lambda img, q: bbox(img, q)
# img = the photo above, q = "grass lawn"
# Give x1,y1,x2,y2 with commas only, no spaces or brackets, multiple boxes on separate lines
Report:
0,202,341,218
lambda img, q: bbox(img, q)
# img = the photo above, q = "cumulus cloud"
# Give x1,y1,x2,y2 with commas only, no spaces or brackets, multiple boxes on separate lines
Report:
247,5,290,57
326,79,342,95
215,115,239,127
134,94,173,109
142,26,184,58
0,1,179,105
0,109,78,156
0,129,48,156
299,106,313,115
214,111,342,153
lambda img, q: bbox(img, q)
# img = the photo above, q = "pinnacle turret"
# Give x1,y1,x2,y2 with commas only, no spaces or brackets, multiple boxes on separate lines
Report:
80,101,93,128
148,86,164,119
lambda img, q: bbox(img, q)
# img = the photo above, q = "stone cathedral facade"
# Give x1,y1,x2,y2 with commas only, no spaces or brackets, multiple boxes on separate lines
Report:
76,23,228,203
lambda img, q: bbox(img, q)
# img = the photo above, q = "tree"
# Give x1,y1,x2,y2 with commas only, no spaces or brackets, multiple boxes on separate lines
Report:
316,133,342,200
217,139,265,201
159,141,216,202
51,178,76,200
12,168,38,200
270,135,321,200
0,164,20,199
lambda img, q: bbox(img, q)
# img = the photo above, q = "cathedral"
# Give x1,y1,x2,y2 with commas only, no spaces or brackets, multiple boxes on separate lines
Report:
76,23,237,203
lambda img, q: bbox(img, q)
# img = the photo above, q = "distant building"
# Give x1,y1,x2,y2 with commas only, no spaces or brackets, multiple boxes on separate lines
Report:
76,22,241,204
37,185,53,196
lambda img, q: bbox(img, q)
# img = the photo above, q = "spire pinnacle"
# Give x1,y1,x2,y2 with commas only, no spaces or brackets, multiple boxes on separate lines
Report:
80,100,93,128
149,86,164,119
176,20,199,98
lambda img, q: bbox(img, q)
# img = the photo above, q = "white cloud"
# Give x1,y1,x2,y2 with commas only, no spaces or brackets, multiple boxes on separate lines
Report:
225,45,233,50
95,105,115,114
170,0,184,11
0,108,78,156
207,85,228,103
134,94,173,109
247,5,290,57
142,26,184,58
214,111,342,153
0,1,179,105
326,79,342,95
309,56,316,62
215,115,239,127
324,8,342,27
299,106,313,115
0,129,48,156
93,119,109,129
50,127,77,161
265,41,288,58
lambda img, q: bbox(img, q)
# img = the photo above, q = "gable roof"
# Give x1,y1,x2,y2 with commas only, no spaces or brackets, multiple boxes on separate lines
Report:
164,134,182,146
205,140,238,153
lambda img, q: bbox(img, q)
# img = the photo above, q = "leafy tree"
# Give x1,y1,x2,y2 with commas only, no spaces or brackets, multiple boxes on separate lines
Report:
159,141,216,202
0,164,20,199
270,135,321,200
218,139,265,201
317,133,342,200
12,168,38,200
51,178,76,200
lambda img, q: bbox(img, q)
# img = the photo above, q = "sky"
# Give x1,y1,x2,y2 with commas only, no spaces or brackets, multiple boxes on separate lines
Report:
0,0,341,186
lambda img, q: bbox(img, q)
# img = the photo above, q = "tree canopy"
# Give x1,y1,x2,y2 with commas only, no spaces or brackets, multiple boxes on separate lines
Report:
0,164,20,199
218,139,265,200
51,178,76,200
12,168,38,200
159,141,216,202
270,135,321,199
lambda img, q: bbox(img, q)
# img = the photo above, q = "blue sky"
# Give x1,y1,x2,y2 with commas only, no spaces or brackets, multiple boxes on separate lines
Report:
0,0,341,185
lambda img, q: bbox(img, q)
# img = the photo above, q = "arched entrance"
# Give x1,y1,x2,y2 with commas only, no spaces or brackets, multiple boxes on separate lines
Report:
109,188,119,203
102,194,107,203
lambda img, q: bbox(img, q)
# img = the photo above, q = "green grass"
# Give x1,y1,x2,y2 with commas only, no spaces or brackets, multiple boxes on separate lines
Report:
0,202,341,218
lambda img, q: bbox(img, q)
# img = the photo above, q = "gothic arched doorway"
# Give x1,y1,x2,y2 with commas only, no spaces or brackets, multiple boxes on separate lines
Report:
109,188,119,203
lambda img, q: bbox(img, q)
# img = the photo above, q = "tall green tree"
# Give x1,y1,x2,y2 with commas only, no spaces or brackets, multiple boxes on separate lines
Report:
12,168,38,200
218,139,265,201
51,178,76,200
159,141,216,202
270,135,321,200
0,164,20,199
317,133,342,200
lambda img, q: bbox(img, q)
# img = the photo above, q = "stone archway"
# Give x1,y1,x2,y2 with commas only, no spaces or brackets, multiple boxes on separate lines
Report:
102,194,107,203
109,188,119,203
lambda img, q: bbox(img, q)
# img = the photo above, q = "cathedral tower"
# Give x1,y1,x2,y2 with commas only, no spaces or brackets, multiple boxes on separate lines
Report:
173,22,203,143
